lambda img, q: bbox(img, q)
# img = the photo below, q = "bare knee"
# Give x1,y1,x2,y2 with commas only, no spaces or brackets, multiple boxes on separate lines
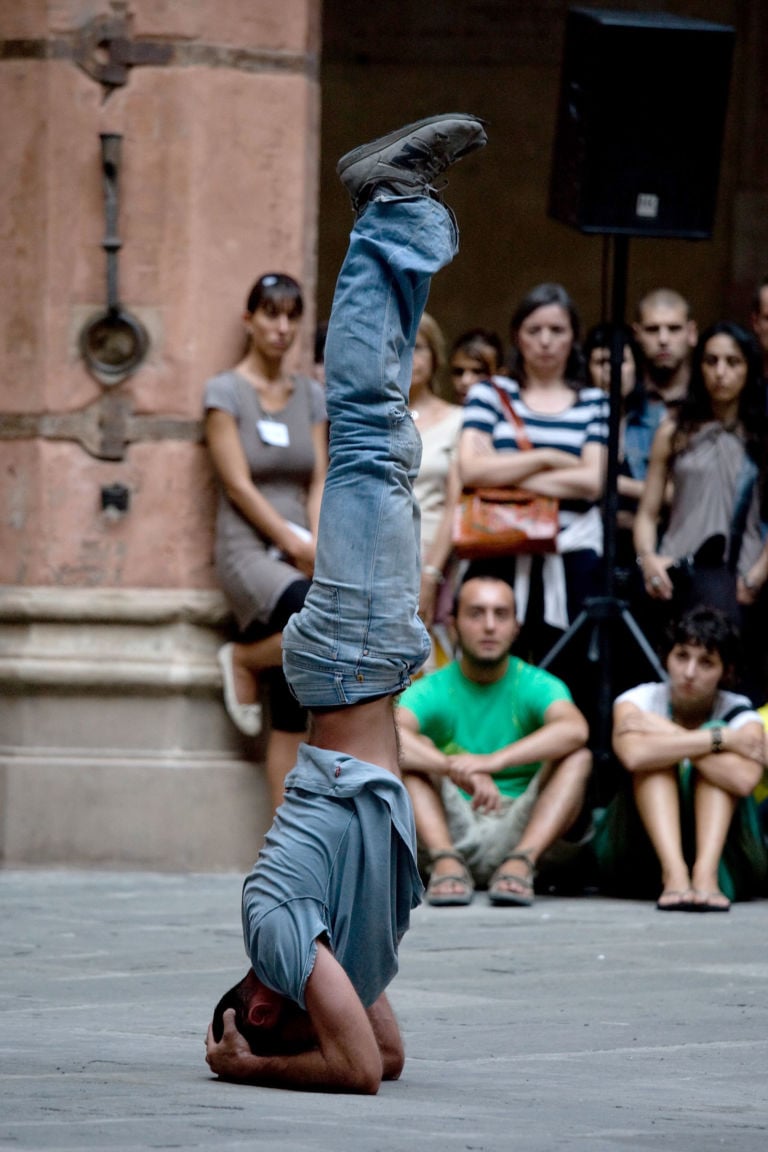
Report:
566,746,593,782
544,746,592,790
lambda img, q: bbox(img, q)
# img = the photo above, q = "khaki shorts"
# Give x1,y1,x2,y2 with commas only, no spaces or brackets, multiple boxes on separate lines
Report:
440,773,542,888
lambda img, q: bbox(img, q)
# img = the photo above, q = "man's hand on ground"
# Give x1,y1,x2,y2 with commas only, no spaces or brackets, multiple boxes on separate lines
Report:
205,1009,254,1081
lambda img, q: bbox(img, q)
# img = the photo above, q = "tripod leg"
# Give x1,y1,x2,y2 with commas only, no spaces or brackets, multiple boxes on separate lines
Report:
620,607,667,681
538,609,589,670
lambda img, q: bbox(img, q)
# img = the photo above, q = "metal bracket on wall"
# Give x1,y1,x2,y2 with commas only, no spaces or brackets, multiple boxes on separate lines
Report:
0,397,203,463
79,133,149,388
73,8,172,92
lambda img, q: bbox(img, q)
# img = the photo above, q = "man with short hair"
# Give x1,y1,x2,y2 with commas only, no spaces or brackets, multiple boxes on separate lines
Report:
594,606,767,911
749,275,768,380
397,574,592,907
625,288,698,482
749,275,768,686
204,112,488,1093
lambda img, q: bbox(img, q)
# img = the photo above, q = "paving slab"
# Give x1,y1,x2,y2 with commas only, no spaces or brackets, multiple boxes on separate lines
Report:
1,870,767,1151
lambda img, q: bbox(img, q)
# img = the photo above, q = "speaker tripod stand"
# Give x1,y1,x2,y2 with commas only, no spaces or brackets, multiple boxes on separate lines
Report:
538,235,665,799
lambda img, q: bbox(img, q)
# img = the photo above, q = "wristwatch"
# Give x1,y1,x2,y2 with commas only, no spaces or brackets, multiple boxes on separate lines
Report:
710,726,724,754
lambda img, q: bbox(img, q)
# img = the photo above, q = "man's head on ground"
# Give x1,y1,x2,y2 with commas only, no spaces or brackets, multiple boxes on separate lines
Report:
451,574,519,674
661,606,739,719
633,288,697,393
212,969,314,1056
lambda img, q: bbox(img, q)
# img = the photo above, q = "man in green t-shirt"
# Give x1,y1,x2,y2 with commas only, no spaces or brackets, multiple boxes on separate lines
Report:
398,575,592,907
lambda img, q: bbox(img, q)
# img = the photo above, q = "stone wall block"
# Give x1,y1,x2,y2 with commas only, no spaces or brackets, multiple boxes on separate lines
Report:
0,586,270,868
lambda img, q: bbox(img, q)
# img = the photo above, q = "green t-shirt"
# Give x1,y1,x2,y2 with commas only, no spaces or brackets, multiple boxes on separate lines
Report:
399,658,572,799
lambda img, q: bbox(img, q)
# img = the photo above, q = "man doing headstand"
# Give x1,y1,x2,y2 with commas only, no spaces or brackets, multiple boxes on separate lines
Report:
204,113,488,1093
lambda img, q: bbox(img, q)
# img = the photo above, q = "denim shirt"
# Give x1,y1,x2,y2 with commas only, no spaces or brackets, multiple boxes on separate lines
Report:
623,396,667,480
241,745,423,1009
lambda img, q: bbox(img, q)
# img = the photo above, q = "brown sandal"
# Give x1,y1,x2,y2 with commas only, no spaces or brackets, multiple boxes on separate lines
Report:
426,850,474,907
488,851,536,907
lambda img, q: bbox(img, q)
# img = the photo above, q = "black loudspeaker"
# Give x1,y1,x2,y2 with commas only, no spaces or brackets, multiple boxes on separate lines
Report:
549,7,735,238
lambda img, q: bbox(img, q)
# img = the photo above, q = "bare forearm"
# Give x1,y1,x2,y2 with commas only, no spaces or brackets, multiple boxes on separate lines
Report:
616,713,765,787
397,725,451,775
632,506,659,559
425,504,458,573
458,447,556,489
481,719,588,774
307,480,323,539
521,466,603,501
212,1048,379,1094
633,424,671,556
306,424,328,538
614,728,713,773
221,481,298,550
692,751,762,797
617,475,644,502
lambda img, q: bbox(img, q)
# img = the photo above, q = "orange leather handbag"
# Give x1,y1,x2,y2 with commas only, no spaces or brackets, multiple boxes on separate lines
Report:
453,385,559,560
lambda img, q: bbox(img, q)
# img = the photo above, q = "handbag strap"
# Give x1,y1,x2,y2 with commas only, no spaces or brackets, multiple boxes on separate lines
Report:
492,383,533,451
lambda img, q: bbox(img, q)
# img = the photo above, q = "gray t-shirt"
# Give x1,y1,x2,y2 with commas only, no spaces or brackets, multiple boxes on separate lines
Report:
241,744,423,1010
204,370,326,628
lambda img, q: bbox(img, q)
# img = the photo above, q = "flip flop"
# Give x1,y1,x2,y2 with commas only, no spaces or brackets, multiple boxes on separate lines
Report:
690,889,731,913
217,643,262,737
656,889,695,912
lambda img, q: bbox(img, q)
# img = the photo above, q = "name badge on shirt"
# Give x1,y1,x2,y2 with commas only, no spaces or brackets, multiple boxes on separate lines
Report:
257,419,290,447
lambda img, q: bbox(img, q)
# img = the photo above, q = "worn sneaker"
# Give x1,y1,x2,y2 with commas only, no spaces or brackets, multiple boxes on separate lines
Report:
337,113,488,213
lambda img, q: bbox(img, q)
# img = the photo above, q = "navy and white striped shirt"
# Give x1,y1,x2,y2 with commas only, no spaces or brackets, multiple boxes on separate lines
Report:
462,376,609,527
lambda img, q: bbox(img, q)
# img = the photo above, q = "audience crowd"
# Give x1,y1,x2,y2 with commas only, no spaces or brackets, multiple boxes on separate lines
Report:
206,273,768,913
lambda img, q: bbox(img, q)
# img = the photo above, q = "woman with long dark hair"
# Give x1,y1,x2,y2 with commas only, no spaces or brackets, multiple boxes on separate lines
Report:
634,321,767,694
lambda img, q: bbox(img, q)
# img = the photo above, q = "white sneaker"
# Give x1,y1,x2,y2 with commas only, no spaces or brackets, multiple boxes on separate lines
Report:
217,643,262,737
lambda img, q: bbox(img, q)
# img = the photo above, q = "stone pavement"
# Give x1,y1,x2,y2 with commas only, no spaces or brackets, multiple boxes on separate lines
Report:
1,869,767,1151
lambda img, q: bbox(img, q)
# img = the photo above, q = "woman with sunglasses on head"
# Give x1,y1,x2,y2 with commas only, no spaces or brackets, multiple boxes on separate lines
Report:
204,273,328,811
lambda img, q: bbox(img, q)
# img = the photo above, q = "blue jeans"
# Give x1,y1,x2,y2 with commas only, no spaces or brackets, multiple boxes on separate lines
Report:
283,196,458,707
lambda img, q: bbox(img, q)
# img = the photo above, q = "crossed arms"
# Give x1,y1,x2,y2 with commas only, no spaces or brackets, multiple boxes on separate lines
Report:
458,427,606,501
205,942,403,1095
612,703,765,798
398,698,589,812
